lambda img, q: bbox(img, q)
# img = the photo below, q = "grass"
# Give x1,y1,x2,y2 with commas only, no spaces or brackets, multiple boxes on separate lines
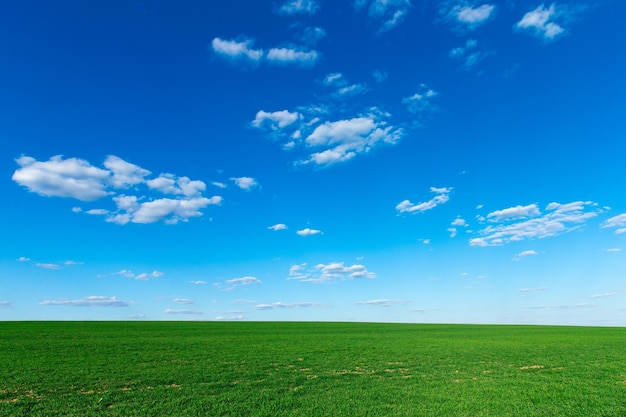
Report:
0,321,625,416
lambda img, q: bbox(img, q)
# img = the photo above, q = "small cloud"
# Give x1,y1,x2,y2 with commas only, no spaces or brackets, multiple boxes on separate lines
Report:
421,239,431,245
513,250,538,261
266,47,320,66
372,70,388,82
64,260,84,266
298,26,327,46
173,298,194,305
254,301,323,310
451,217,467,227
0,301,12,309
591,292,617,299
605,248,621,253
211,37,264,63
164,309,203,315
190,280,208,285
358,0,412,32
222,276,261,291
268,223,288,231
296,228,323,237
487,204,540,221
212,181,227,189
40,296,133,307
515,4,567,41
529,303,597,310
518,287,546,293
396,187,452,214
35,263,61,270
455,4,495,29
230,177,259,191
355,299,410,307
277,0,320,15
402,84,438,114
17,257,30,262
602,213,626,233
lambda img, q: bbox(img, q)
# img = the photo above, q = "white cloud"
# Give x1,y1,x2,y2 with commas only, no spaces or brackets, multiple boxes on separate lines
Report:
35,263,61,270
212,181,227,189
455,4,495,28
101,269,163,280
0,301,12,308
278,0,319,15
298,26,327,46
487,204,540,221
360,0,412,32
268,223,288,231
471,201,600,246
173,298,194,304
451,217,467,227
164,309,203,315
591,292,617,299
40,296,132,307
529,303,597,310
296,228,322,236
448,39,491,70
14,155,222,225
104,155,151,188
602,213,626,233
515,4,565,40
230,177,258,190
402,85,438,114
211,37,263,62
518,287,546,293
252,110,302,130
254,301,323,310
605,248,621,253
288,262,376,283
13,155,110,201
396,187,452,214
226,276,262,288
303,115,403,166
266,47,319,66
190,280,207,285
513,250,538,261
18,256,31,262
355,299,410,307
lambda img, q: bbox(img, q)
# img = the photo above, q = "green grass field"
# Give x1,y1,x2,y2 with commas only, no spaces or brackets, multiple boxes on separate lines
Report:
1,322,625,416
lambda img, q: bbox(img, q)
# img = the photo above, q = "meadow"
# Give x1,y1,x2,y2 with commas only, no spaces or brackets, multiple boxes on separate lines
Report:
0,321,624,416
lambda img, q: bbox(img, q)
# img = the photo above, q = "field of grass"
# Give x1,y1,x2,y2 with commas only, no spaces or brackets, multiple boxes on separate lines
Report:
1,322,625,416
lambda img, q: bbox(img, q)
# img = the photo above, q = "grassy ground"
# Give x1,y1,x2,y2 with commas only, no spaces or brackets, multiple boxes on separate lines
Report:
1,321,625,416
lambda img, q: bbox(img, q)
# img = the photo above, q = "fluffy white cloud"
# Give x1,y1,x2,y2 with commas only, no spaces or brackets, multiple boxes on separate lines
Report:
14,155,222,225
396,187,452,214
278,0,319,15
13,155,110,201
40,296,132,307
211,37,263,62
515,4,565,40
254,301,322,310
104,156,150,188
296,228,322,236
252,110,302,129
451,217,467,227
230,177,258,190
288,262,376,283
268,223,288,231
355,299,410,307
471,201,600,246
455,4,495,28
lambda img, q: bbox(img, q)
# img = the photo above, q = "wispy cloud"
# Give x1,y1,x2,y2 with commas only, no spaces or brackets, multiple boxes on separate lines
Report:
402,84,438,115
591,292,617,299
35,263,62,270
268,223,288,231
513,250,538,261
217,276,262,291
470,201,600,246
99,270,163,281
190,280,207,285
0,301,12,309
396,187,452,214
528,303,597,310
602,213,626,235
355,299,410,307
518,287,546,294
40,296,133,307
288,262,376,283
254,301,323,310
13,155,222,225
164,309,203,315
211,37,264,63
277,0,320,15
173,298,194,305
356,0,412,32
455,4,495,29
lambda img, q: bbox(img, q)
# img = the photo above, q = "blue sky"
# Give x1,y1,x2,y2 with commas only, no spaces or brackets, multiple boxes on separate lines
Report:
2,0,625,325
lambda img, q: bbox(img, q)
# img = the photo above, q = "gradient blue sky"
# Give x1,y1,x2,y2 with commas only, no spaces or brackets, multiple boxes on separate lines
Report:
2,0,625,325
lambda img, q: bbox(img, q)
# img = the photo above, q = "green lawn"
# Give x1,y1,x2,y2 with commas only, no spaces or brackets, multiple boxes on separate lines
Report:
1,322,624,416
